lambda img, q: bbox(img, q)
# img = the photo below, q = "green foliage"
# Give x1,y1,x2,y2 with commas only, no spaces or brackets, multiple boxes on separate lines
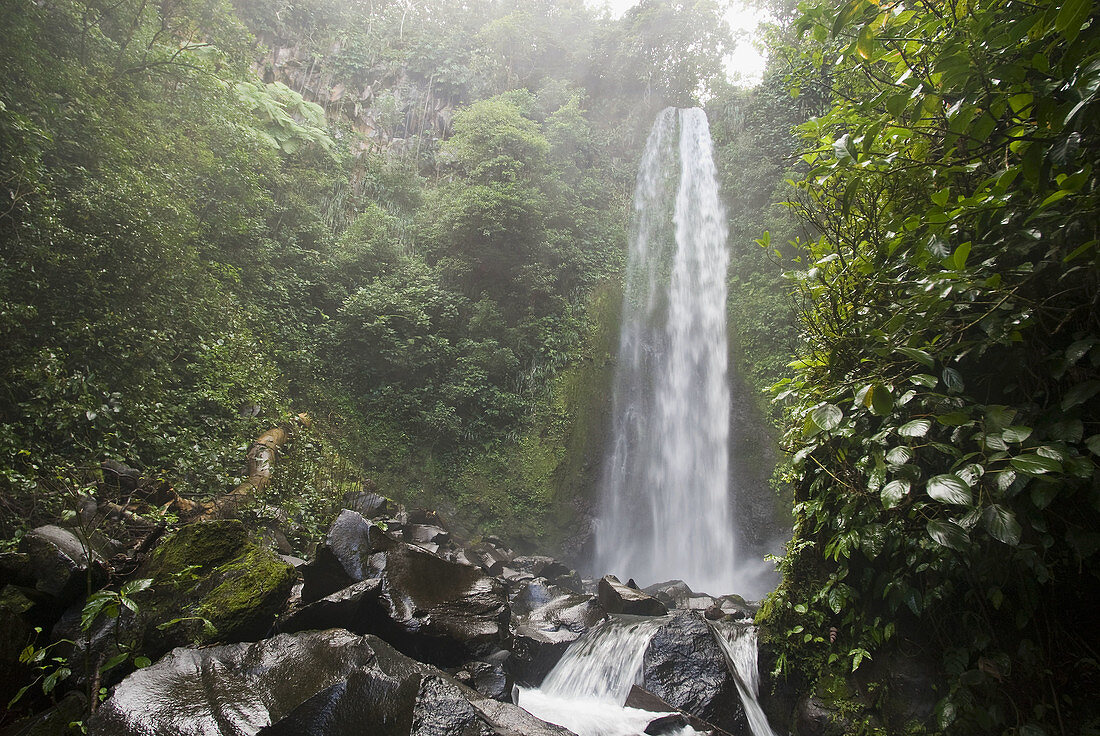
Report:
763,0,1100,731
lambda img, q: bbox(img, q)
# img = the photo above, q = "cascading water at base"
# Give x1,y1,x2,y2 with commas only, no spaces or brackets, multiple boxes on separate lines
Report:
515,616,699,736
710,621,780,736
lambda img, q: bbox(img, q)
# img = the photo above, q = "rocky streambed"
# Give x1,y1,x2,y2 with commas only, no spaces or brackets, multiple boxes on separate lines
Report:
1,492,781,736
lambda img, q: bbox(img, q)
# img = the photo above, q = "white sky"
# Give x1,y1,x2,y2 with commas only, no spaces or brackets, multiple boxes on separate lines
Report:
587,0,768,85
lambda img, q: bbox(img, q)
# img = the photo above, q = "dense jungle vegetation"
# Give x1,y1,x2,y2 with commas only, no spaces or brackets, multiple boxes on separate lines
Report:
2,0,1099,732
760,0,1100,733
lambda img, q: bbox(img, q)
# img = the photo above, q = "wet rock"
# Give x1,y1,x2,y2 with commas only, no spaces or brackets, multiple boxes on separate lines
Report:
510,556,572,580
469,542,513,576
366,540,510,666
277,579,382,634
299,510,396,602
341,491,393,519
90,629,572,736
19,525,108,604
644,714,690,735
794,695,847,736
861,649,938,731
704,604,725,621
407,508,447,528
138,520,296,656
1,585,40,706
509,580,605,685
641,612,743,733
463,660,511,701
716,594,754,619
598,575,667,616
405,524,451,546
626,685,732,736
500,567,536,587
510,556,582,592
291,513,508,667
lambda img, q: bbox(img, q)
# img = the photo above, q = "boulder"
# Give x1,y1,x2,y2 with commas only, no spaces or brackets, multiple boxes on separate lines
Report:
641,612,744,733
288,513,510,667
277,579,382,634
341,491,393,519
299,510,396,602
1,585,39,707
509,557,582,593
366,538,510,666
460,660,511,701
644,580,718,612
468,542,513,576
404,524,451,547
138,520,296,656
19,526,108,604
626,685,732,736
509,580,605,685
598,575,667,617
88,630,573,736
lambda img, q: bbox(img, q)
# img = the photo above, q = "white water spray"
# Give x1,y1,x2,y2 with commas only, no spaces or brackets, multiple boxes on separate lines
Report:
596,107,769,596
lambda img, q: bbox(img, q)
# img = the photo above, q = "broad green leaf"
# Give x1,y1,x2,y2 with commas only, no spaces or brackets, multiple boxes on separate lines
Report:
910,374,938,388
881,479,910,508
1061,380,1100,411
984,405,1017,431
856,23,875,59
1002,426,1033,443
1056,0,1094,41
927,519,970,550
870,384,894,415
811,403,844,432
942,367,964,393
951,242,971,270
886,446,913,465
134,656,152,669
101,652,130,672
936,411,971,426
1011,454,1063,475
927,474,973,505
1086,434,1100,456
982,504,1022,546
899,419,932,438
896,346,934,367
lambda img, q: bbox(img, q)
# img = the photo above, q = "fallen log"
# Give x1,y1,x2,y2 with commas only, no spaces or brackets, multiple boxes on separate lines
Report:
177,414,308,519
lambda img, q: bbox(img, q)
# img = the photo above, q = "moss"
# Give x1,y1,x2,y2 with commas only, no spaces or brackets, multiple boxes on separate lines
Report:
140,521,294,652
149,520,250,577
196,545,296,639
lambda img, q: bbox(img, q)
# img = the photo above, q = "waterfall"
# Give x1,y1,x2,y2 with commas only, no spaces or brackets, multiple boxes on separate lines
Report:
596,106,768,597
515,615,698,736
710,621,779,736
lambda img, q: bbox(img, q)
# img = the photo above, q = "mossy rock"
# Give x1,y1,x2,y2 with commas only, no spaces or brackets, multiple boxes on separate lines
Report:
138,520,296,656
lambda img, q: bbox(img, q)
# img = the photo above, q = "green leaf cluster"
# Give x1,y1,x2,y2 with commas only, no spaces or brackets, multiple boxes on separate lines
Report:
761,0,1100,731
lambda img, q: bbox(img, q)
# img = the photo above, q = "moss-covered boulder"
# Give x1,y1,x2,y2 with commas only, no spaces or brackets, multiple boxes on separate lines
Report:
137,520,295,656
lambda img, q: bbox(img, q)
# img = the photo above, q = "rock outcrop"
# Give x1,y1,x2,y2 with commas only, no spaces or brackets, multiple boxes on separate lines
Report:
88,629,573,736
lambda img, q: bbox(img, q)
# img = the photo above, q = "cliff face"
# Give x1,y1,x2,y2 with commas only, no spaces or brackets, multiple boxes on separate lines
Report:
254,32,457,158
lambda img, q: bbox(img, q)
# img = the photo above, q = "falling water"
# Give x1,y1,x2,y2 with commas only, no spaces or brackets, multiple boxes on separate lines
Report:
710,621,780,736
515,615,699,736
596,107,765,596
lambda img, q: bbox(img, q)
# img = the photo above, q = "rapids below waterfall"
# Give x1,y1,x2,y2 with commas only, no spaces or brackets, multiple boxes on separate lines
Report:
515,616,699,736
515,614,782,736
